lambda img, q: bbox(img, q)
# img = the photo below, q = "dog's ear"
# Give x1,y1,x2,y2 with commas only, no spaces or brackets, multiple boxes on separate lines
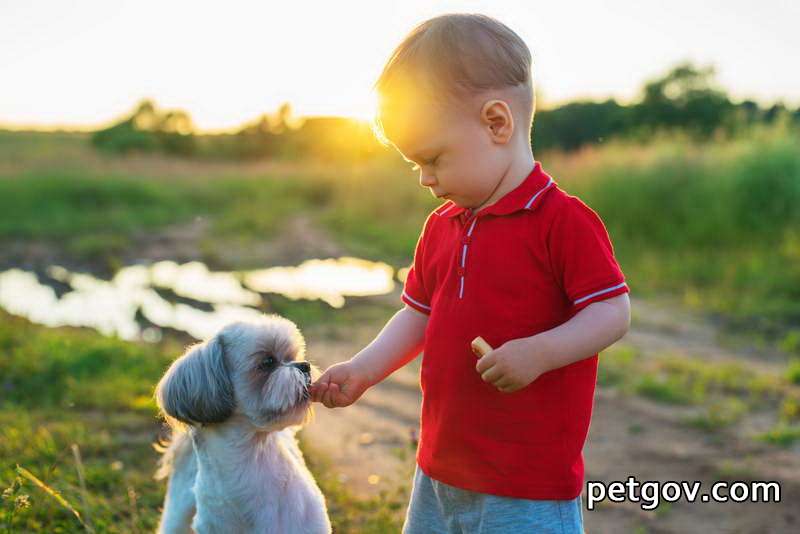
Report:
156,335,235,426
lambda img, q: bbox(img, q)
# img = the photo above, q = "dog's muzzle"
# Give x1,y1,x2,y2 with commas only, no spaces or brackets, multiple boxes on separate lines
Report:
292,362,312,398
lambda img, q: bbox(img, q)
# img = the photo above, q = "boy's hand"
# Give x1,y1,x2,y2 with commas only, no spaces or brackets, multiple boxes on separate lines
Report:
309,360,373,409
475,337,550,393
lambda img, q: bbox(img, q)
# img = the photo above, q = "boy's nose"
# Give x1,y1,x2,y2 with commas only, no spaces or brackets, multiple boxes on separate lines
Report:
419,172,437,188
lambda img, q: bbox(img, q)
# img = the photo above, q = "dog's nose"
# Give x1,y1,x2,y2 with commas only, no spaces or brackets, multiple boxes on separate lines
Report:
293,361,311,374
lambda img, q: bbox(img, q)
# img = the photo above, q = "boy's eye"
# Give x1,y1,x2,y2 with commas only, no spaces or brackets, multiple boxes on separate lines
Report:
410,156,439,172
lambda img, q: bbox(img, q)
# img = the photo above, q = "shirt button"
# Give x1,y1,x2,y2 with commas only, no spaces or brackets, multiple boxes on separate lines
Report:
457,267,465,276
461,236,471,245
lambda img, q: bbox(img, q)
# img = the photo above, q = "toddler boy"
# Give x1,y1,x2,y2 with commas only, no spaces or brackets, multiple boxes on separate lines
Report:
310,13,630,533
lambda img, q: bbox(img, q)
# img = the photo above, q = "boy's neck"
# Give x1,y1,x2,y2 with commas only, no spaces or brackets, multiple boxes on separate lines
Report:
472,148,536,213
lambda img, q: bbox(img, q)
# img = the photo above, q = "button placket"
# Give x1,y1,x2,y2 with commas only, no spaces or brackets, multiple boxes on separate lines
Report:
457,216,478,299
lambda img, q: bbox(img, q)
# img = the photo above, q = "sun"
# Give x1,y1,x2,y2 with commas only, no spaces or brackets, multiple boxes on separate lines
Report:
344,91,380,123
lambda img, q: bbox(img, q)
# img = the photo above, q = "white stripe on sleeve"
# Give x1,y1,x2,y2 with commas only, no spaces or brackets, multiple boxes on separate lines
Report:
403,291,432,311
573,282,628,305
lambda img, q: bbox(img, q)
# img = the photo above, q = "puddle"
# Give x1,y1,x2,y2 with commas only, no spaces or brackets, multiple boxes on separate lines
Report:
0,258,397,341
244,257,395,308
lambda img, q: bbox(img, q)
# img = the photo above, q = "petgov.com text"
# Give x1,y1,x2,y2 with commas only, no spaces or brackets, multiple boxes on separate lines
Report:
586,477,781,511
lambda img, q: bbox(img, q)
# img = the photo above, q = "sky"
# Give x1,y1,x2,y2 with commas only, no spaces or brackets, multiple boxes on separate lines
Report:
1,0,798,132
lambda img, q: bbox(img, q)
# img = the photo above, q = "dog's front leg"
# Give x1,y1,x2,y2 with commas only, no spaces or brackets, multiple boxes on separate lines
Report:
157,433,198,534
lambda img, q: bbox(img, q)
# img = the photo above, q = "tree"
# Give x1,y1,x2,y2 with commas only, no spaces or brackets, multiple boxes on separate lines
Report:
633,62,734,136
91,99,196,155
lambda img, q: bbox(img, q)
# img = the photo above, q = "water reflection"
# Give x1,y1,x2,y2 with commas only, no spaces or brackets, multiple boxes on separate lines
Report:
244,257,395,308
0,257,396,341
149,261,262,306
397,267,410,284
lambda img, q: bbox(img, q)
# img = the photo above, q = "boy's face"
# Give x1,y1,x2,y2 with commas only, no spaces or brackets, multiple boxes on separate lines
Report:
380,94,510,210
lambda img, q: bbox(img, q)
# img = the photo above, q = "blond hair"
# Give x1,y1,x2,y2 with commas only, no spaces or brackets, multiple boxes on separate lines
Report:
372,13,534,145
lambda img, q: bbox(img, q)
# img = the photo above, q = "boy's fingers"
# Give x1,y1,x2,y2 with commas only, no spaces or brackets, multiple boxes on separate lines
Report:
480,365,503,384
328,383,342,406
322,387,334,408
310,382,324,402
494,377,514,390
317,380,346,408
316,373,335,402
311,372,329,386
331,384,348,406
475,352,495,374
317,383,327,404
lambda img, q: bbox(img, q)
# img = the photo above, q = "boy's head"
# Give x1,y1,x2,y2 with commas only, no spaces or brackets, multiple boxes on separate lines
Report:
373,14,535,209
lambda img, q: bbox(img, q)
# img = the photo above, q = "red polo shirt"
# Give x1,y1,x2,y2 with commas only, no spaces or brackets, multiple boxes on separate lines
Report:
402,161,629,500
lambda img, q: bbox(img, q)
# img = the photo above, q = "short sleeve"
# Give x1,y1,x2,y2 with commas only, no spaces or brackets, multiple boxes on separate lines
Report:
401,213,434,315
548,196,629,314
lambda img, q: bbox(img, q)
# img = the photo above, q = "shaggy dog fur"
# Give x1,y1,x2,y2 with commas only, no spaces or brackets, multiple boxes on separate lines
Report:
154,316,331,533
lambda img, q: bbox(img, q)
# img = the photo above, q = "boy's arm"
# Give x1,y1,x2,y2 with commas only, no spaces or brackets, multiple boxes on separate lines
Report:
475,293,630,393
534,292,630,371
352,305,428,387
312,305,428,408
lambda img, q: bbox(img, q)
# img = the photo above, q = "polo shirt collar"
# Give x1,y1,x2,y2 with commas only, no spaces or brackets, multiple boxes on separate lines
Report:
434,161,556,219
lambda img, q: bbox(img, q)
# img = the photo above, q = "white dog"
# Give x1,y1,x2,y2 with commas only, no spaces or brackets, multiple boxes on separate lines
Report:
154,315,332,534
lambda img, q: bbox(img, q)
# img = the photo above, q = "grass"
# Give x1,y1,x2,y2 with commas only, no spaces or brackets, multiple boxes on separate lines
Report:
299,437,409,534
0,172,321,266
755,424,800,447
598,343,800,443
683,398,749,431
550,124,800,333
0,173,188,243
786,358,800,384
0,310,408,532
0,309,173,532
0,163,434,273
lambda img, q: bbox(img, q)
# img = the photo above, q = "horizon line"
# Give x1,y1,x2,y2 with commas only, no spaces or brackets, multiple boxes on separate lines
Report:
2,92,797,136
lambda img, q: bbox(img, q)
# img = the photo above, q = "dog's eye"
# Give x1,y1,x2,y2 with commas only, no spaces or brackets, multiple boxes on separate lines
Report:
258,355,277,371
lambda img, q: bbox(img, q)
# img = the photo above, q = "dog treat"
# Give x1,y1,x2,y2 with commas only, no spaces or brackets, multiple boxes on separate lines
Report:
471,336,493,359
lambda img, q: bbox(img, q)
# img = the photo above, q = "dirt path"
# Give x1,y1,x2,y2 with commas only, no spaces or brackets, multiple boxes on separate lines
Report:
300,295,800,533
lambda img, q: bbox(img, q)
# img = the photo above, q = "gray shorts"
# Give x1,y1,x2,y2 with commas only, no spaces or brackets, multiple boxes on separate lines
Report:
402,464,584,534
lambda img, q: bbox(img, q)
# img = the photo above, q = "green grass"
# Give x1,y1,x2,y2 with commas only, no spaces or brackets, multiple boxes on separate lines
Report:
599,343,800,441
0,311,408,532
552,124,800,332
602,345,782,406
0,313,175,532
779,330,800,356
0,173,189,241
634,374,702,405
596,345,639,387
0,162,434,272
755,424,800,447
786,358,800,385
683,398,749,430
0,172,324,264
299,437,409,534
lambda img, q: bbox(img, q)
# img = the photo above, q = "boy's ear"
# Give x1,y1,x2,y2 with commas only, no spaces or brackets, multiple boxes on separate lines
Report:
481,99,514,143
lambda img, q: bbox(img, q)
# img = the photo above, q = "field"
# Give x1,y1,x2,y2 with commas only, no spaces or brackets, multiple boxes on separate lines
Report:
1,126,800,532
